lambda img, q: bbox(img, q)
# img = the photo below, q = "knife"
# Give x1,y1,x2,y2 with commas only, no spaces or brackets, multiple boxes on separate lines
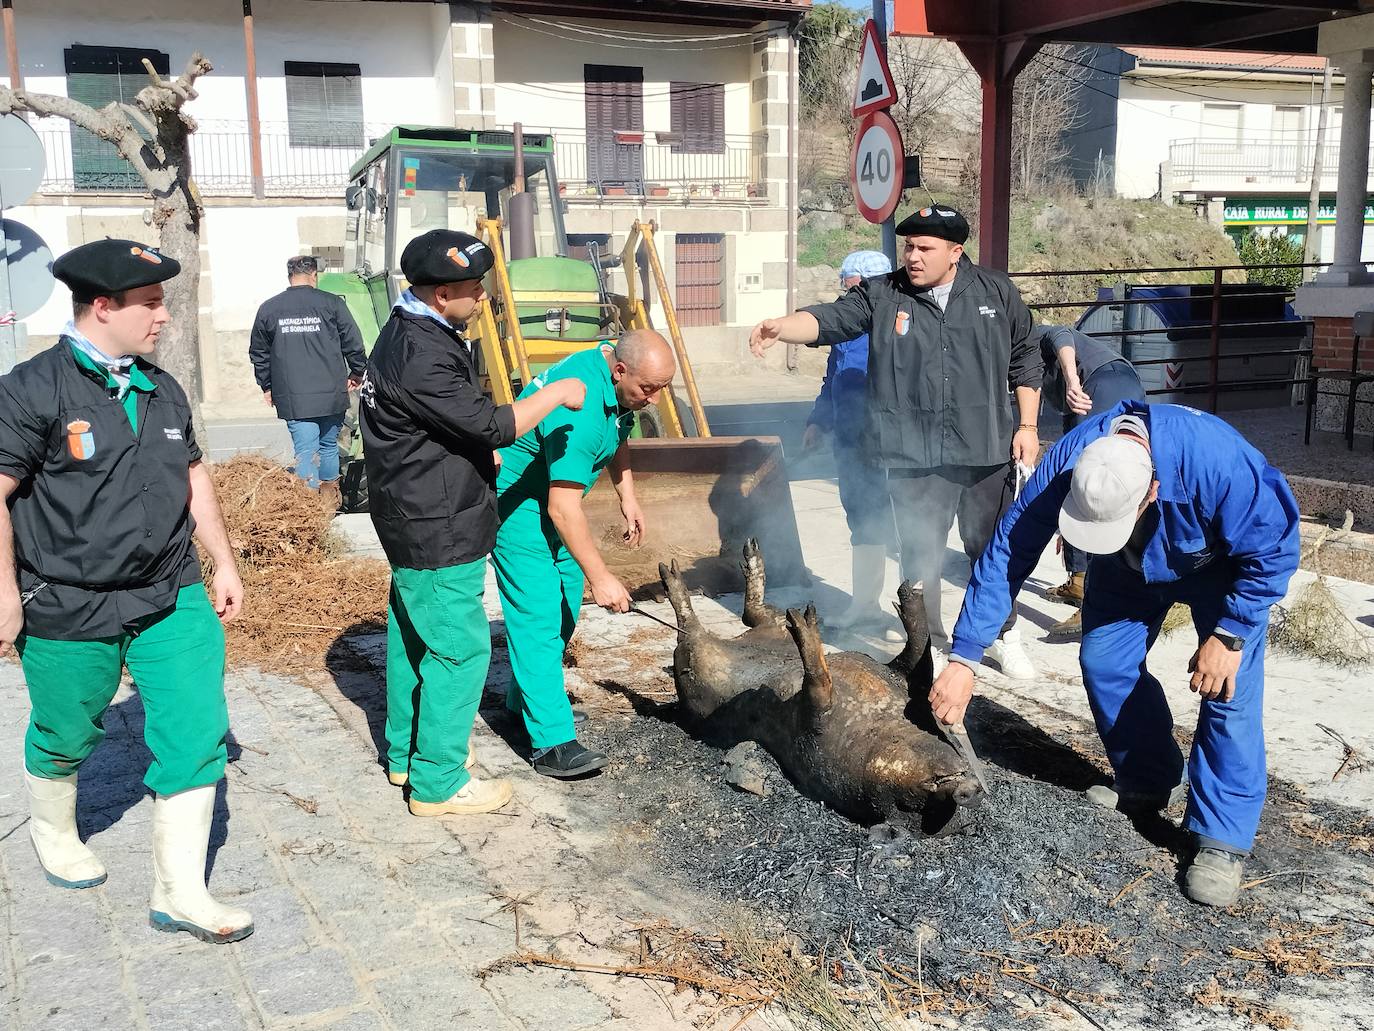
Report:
628,604,685,634
937,720,991,795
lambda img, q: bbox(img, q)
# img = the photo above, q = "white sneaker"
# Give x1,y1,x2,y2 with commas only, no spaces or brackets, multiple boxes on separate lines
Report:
986,626,1035,680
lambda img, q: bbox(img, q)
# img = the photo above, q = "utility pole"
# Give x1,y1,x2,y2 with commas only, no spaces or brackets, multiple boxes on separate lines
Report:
1304,59,1333,273
873,0,896,265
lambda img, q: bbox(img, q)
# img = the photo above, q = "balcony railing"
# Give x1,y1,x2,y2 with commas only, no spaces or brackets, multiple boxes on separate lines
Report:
502,125,768,200
1168,137,1353,191
27,118,769,202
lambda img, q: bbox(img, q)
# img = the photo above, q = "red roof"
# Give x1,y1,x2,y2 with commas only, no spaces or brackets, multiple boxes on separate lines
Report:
1121,46,1327,73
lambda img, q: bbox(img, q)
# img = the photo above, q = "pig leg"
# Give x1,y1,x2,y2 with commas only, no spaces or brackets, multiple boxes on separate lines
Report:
785,605,833,715
658,560,704,636
889,579,934,684
740,538,784,629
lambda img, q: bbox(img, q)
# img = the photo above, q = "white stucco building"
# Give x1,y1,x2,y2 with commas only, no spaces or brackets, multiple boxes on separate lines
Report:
1,0,806,414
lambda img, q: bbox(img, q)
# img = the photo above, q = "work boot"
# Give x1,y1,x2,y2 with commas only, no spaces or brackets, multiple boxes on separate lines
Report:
829,545,888,630
1085,780,1187,812
532,740,608,778
25,770,107,890
408,776,513,817
1047,609,1082,640
985,625,1035,680
1184,848,1245,907
1046,572,1086,607
318,479,342,513
149,786,254,943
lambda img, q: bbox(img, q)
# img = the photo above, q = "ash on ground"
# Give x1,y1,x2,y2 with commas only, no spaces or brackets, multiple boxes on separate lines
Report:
535,619,1374,1029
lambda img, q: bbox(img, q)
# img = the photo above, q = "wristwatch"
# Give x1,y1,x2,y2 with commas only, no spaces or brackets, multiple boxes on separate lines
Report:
1213,630,1245,652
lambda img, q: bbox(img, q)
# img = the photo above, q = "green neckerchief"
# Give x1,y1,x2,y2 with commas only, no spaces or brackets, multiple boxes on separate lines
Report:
69,343,157,433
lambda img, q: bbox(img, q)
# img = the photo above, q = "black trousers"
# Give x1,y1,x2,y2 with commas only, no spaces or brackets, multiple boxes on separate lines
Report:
887,463,1015,650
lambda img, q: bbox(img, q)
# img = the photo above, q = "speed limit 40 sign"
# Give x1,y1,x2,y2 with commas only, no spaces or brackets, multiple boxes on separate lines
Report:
850,110,904,225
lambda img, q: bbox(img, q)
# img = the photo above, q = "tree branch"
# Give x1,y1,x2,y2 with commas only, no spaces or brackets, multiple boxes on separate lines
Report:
0,88,159,185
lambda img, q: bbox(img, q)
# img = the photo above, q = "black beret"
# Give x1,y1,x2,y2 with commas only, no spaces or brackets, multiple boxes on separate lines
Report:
895,205,970,245
401,230,494,286
52,239,181,302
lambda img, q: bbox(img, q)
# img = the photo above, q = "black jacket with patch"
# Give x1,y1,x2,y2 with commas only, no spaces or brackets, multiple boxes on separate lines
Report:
802,256,1039,470
359,309,517,569
249,285,366,420
0,341,203,640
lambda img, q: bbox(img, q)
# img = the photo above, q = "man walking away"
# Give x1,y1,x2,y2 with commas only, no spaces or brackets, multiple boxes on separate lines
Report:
249,255,366,508
800,250,897,632
1035,324,1146,638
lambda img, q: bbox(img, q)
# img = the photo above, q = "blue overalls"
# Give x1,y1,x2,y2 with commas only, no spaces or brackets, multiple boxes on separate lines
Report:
951,402,1301,853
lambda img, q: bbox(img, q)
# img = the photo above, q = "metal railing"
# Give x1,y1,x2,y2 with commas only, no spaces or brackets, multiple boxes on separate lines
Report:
29,117,767,201
1009,261,1327,415
505,125,767,199
1168,137,1353,190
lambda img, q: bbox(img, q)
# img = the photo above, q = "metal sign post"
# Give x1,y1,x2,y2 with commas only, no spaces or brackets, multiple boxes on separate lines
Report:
865,4,898,265
0,113,52,373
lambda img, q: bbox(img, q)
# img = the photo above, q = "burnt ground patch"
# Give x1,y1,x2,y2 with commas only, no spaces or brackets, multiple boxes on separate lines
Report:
547,643,1374,1029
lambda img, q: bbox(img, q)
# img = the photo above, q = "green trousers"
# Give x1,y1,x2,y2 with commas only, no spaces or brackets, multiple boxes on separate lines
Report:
18,584,229,795
491,508,585,751
385,561,490,803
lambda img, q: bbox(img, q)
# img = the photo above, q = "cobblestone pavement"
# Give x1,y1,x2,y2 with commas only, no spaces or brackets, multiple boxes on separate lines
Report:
0,656,741,1031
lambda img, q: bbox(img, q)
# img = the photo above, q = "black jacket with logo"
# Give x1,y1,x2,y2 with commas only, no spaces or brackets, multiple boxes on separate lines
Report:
802,256,1040,470
249,285,366,420
359,309,517,569
0,341,203,640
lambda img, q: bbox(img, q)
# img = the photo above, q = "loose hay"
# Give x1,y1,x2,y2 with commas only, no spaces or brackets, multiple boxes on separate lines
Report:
1269,575,1373,669
204,456,389,672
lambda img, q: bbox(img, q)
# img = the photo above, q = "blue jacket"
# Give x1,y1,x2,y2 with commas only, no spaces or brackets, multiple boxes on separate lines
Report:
951,402,1301,662
807,333,870,449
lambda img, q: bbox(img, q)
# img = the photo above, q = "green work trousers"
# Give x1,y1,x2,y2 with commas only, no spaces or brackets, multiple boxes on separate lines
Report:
18,584,229,796
385,561,490,803
491,507,584,751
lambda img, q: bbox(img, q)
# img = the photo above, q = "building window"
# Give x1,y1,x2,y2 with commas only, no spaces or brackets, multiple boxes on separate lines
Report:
285,61,363,148
1202,103,1242,144
64,45,170,191
670,82,725,154
675,233,725,328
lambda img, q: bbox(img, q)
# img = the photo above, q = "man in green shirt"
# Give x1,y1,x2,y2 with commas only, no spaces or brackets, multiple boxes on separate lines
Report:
494,330,677,777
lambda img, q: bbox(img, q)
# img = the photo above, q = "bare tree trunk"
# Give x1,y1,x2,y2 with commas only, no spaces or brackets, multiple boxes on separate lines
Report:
0,54,212,417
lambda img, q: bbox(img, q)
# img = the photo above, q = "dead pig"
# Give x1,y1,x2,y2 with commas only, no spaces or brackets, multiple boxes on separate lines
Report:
659,548,984,833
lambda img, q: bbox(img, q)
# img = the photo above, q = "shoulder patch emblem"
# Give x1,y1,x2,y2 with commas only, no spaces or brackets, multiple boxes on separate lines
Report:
66,420,95,460
894,310,910,336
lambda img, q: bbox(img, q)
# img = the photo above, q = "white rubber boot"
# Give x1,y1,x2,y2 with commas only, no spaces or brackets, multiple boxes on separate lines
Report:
986,623,1036,680
829,545,888,629
25,770,107,889
149,786,254,943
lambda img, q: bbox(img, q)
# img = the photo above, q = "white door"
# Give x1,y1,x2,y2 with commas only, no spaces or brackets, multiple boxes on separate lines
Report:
1273,106,1302,178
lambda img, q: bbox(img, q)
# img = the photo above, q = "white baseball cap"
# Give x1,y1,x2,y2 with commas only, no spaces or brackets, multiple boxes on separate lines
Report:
1059,433,1155,554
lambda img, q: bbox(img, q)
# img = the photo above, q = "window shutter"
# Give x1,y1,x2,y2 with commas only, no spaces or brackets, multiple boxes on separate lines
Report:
64,45,170,190
670,82,724,155
286,61,363,148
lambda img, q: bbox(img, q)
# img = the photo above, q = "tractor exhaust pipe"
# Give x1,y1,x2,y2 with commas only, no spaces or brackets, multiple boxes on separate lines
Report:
509,120,537,261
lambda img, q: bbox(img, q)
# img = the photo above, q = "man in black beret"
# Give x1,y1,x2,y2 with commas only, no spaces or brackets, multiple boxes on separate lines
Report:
0,239,253,942
750,206,1042,679
360,229,585,817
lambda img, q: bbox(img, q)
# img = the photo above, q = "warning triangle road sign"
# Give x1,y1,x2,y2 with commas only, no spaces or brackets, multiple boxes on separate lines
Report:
852,19,897,117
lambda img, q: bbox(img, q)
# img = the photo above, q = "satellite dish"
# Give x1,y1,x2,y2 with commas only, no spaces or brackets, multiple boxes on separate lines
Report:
2,219,55,319
0,114,46,209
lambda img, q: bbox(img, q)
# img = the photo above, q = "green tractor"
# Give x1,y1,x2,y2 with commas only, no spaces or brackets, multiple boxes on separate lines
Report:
320,126,806,597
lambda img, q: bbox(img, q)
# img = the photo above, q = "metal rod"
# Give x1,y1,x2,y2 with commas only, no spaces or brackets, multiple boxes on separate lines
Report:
1208,267,1223,414
1009,260,1327,279
513,120,525,194
1303,59,1333,272
242,0,265,199
629,605,684,634
636,220,711,436
2,0,21,91
874,0,897,268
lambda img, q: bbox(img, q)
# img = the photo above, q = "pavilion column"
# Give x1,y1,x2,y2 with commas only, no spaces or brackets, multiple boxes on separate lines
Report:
1321,50,1374,285
956,39,1040,271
